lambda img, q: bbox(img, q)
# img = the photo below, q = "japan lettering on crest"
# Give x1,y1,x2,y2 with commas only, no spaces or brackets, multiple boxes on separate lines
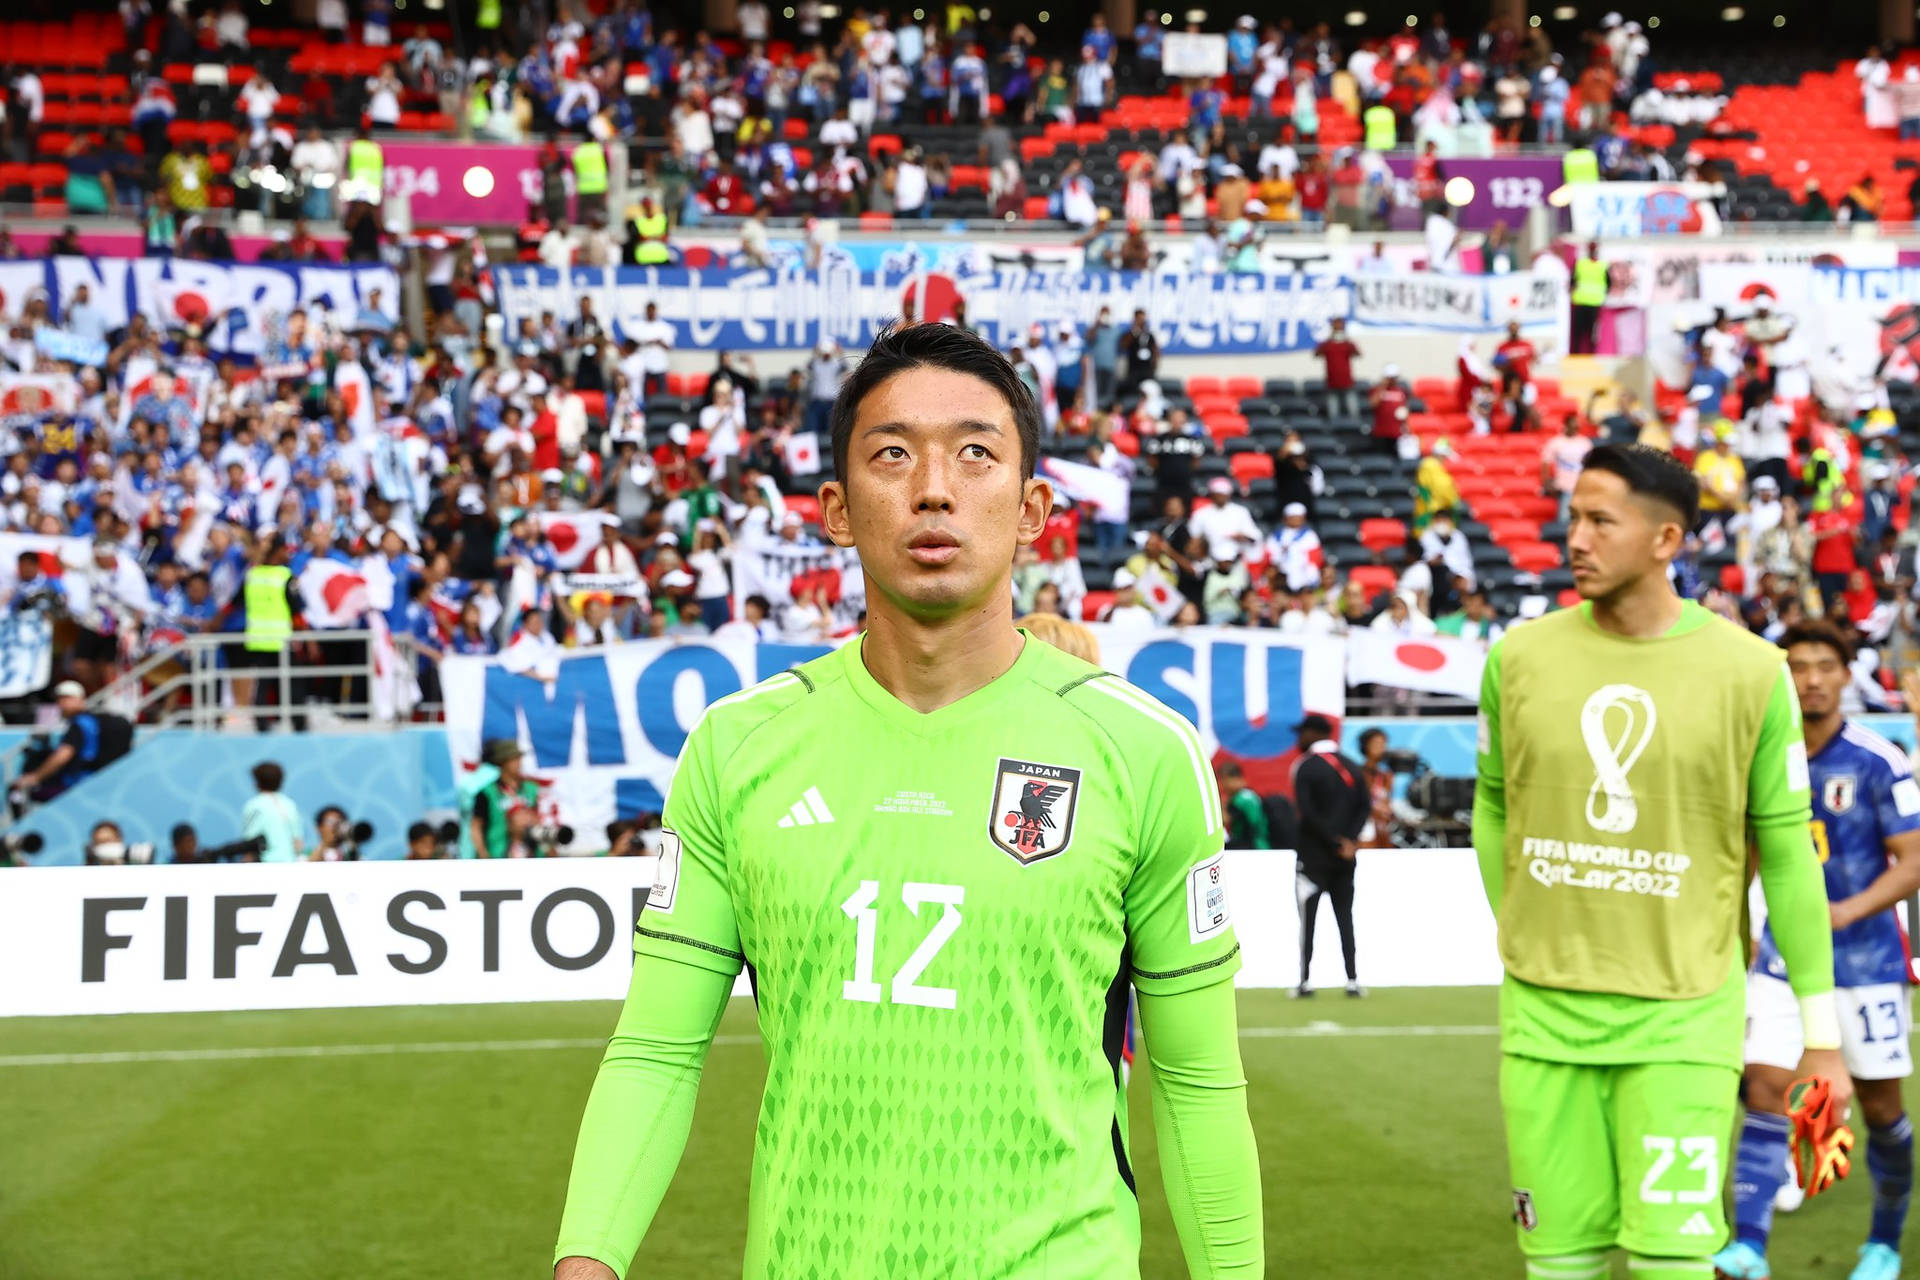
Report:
988,758,1082,865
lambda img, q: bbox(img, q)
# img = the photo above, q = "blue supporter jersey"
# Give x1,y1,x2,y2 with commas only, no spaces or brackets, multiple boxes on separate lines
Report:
1759,721,1920,988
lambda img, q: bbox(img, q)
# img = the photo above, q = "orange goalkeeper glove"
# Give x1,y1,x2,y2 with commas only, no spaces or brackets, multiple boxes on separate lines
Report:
1787,1076,1855,1197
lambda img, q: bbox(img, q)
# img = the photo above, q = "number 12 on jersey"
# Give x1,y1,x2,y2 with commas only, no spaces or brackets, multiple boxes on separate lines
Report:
841,881,965,1010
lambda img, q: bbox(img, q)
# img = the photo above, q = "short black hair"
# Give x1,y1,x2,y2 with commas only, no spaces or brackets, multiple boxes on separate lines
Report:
407,820,436,843
1359,727,1387,751
251,761,284,792
829,323,1042,485
1579,443,1700,530
1780,619,1853,666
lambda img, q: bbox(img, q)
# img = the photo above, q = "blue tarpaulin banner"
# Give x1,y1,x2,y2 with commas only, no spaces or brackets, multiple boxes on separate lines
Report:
492,264,1351,354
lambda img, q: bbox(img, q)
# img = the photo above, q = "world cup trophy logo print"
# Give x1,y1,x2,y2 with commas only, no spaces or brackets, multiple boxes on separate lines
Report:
1580,684,1658,835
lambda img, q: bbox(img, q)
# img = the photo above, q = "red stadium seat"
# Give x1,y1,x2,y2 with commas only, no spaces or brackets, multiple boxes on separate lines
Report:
867,133,903,157
1719,564,1746,595
1229,453,1273,483
1358,518,1407,552
1485,518,1541,546
1224,376,1261,400
576,391,606,420
858,211,893,228
1111,430,1139,457
1347,565,1398,600
784,494,822,526
1186,376,1223,397
1022,195,1051,220
1082,591,1115,622
1507,541,1563,573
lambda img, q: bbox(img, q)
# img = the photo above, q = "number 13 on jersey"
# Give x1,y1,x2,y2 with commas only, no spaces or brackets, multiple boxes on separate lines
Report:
842,881,965,1009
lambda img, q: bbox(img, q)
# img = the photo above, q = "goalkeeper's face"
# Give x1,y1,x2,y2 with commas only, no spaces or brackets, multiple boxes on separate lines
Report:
820,365,1052,620
1566,469,1683,603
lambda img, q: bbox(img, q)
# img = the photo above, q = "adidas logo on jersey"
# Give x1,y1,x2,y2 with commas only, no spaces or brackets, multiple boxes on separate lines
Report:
776,787,835,828
1678,1211,1716,1237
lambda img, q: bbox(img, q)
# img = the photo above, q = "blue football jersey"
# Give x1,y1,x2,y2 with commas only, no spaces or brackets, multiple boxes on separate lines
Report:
1759,722,1920,988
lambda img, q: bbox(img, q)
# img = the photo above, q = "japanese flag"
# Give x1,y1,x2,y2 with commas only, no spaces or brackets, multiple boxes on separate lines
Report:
535,510,620,570
784,430,823,476
1345,630,1487,700
335,360,379,439
1134,560,1186,623
298,558,371,628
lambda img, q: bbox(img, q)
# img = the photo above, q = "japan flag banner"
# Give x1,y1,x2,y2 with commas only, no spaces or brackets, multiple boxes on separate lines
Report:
1345,629,1488,700
535,510,620,570
297,558,371,628
783,431,823,476
1134,560,1186,623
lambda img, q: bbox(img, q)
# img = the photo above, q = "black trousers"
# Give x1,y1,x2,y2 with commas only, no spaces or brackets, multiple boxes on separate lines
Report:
1297,863,1357,985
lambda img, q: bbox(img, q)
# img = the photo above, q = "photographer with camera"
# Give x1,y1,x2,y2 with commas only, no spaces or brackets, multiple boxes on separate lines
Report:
406,821,449,860
11,681,134,810
85,820,155,865
240,761,306,863
466,738,542,859
312,806,377,861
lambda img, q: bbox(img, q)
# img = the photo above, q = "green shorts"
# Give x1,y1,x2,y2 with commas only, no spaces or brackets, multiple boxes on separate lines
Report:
1500,1054,1739,1259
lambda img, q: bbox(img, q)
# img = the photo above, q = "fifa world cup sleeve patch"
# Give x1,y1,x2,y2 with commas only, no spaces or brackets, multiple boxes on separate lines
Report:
648,829,682,913
1786,742,1810,794
1894,778,1920,817
1476,712,1490,757
1187,851,1231,944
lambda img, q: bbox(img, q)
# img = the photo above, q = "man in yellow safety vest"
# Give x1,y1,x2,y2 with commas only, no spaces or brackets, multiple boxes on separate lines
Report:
1571,241,1608,355
345,124,385,207
573,137,609,225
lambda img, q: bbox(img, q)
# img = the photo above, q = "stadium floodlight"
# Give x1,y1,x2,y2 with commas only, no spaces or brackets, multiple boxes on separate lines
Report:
1528,13,1541,25
1646,14,1660,25
1184,8,1206,21
192,63,229,87
1552,4,1578,17
1772,13,1785,25
1444,176,1475,207
1404,14,1417,26
463,166,495,198
1038,9,1049,20
424,0,444,9
1721,5,1744,18
1343,9,1366,24
1161,10,1172,20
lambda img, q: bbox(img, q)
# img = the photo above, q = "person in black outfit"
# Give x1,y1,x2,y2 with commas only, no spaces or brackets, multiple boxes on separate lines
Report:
1289,713,1372,999
11,680,135,805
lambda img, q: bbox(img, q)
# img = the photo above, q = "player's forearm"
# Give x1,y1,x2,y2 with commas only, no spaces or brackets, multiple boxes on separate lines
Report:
1139,981,1264,1279
552,952,733,1279
1755,820,1837,1012
1470,783,1506,915
1837,842,1920,927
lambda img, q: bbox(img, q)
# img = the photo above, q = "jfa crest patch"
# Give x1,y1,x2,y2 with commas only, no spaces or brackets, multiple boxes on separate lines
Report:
1512,1189,1537,1233
989,758,1081,864
1824,774,1858,815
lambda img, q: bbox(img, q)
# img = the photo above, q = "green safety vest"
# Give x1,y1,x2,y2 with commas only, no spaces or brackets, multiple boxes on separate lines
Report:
1804,448,1853,514
468,90,489,129
635,211,669,263
1572,257,1608,307
243,565,293,654
1362,105,1396,151
1562,147,1599,185
1491,604,1784,1001
347,138,384,191
476,0,501,28
573,141,608,195
478,778,539,857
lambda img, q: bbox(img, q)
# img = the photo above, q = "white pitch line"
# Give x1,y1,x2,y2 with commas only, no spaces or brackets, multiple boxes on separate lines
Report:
0,1033,765,1068
0,1024,1506,1068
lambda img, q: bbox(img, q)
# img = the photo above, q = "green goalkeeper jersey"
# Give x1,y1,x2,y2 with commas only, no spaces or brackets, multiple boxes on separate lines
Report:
638,630,1242,1279
1475,601,1813,1070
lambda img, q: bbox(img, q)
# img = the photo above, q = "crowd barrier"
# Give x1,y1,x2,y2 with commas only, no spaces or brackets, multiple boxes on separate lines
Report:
0,848,1498,1016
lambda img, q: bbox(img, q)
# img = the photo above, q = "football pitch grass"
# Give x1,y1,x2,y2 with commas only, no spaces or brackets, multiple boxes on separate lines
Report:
4,987,1913,1279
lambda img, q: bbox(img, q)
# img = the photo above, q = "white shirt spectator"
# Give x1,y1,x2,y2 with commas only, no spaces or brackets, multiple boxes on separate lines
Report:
635,316,674,374
894,158,927,211
1102,598,1157,629
863,24,896,68
1060,173,1099,228
501,626,561,680
673,104,715,158
12,72,42,125
738,0,770,40
1159,139,1201,185
291,136,340,185
1347,48,1381,96
1419,523,1476,590
365,72,402,127
1256,141,1299,181
1252,43,1288,101
1266,522,1323,591
1189,496,1262,564
818,116,859,151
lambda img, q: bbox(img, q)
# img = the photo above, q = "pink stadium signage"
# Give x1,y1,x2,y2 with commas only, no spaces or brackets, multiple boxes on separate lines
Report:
379,141,551,225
